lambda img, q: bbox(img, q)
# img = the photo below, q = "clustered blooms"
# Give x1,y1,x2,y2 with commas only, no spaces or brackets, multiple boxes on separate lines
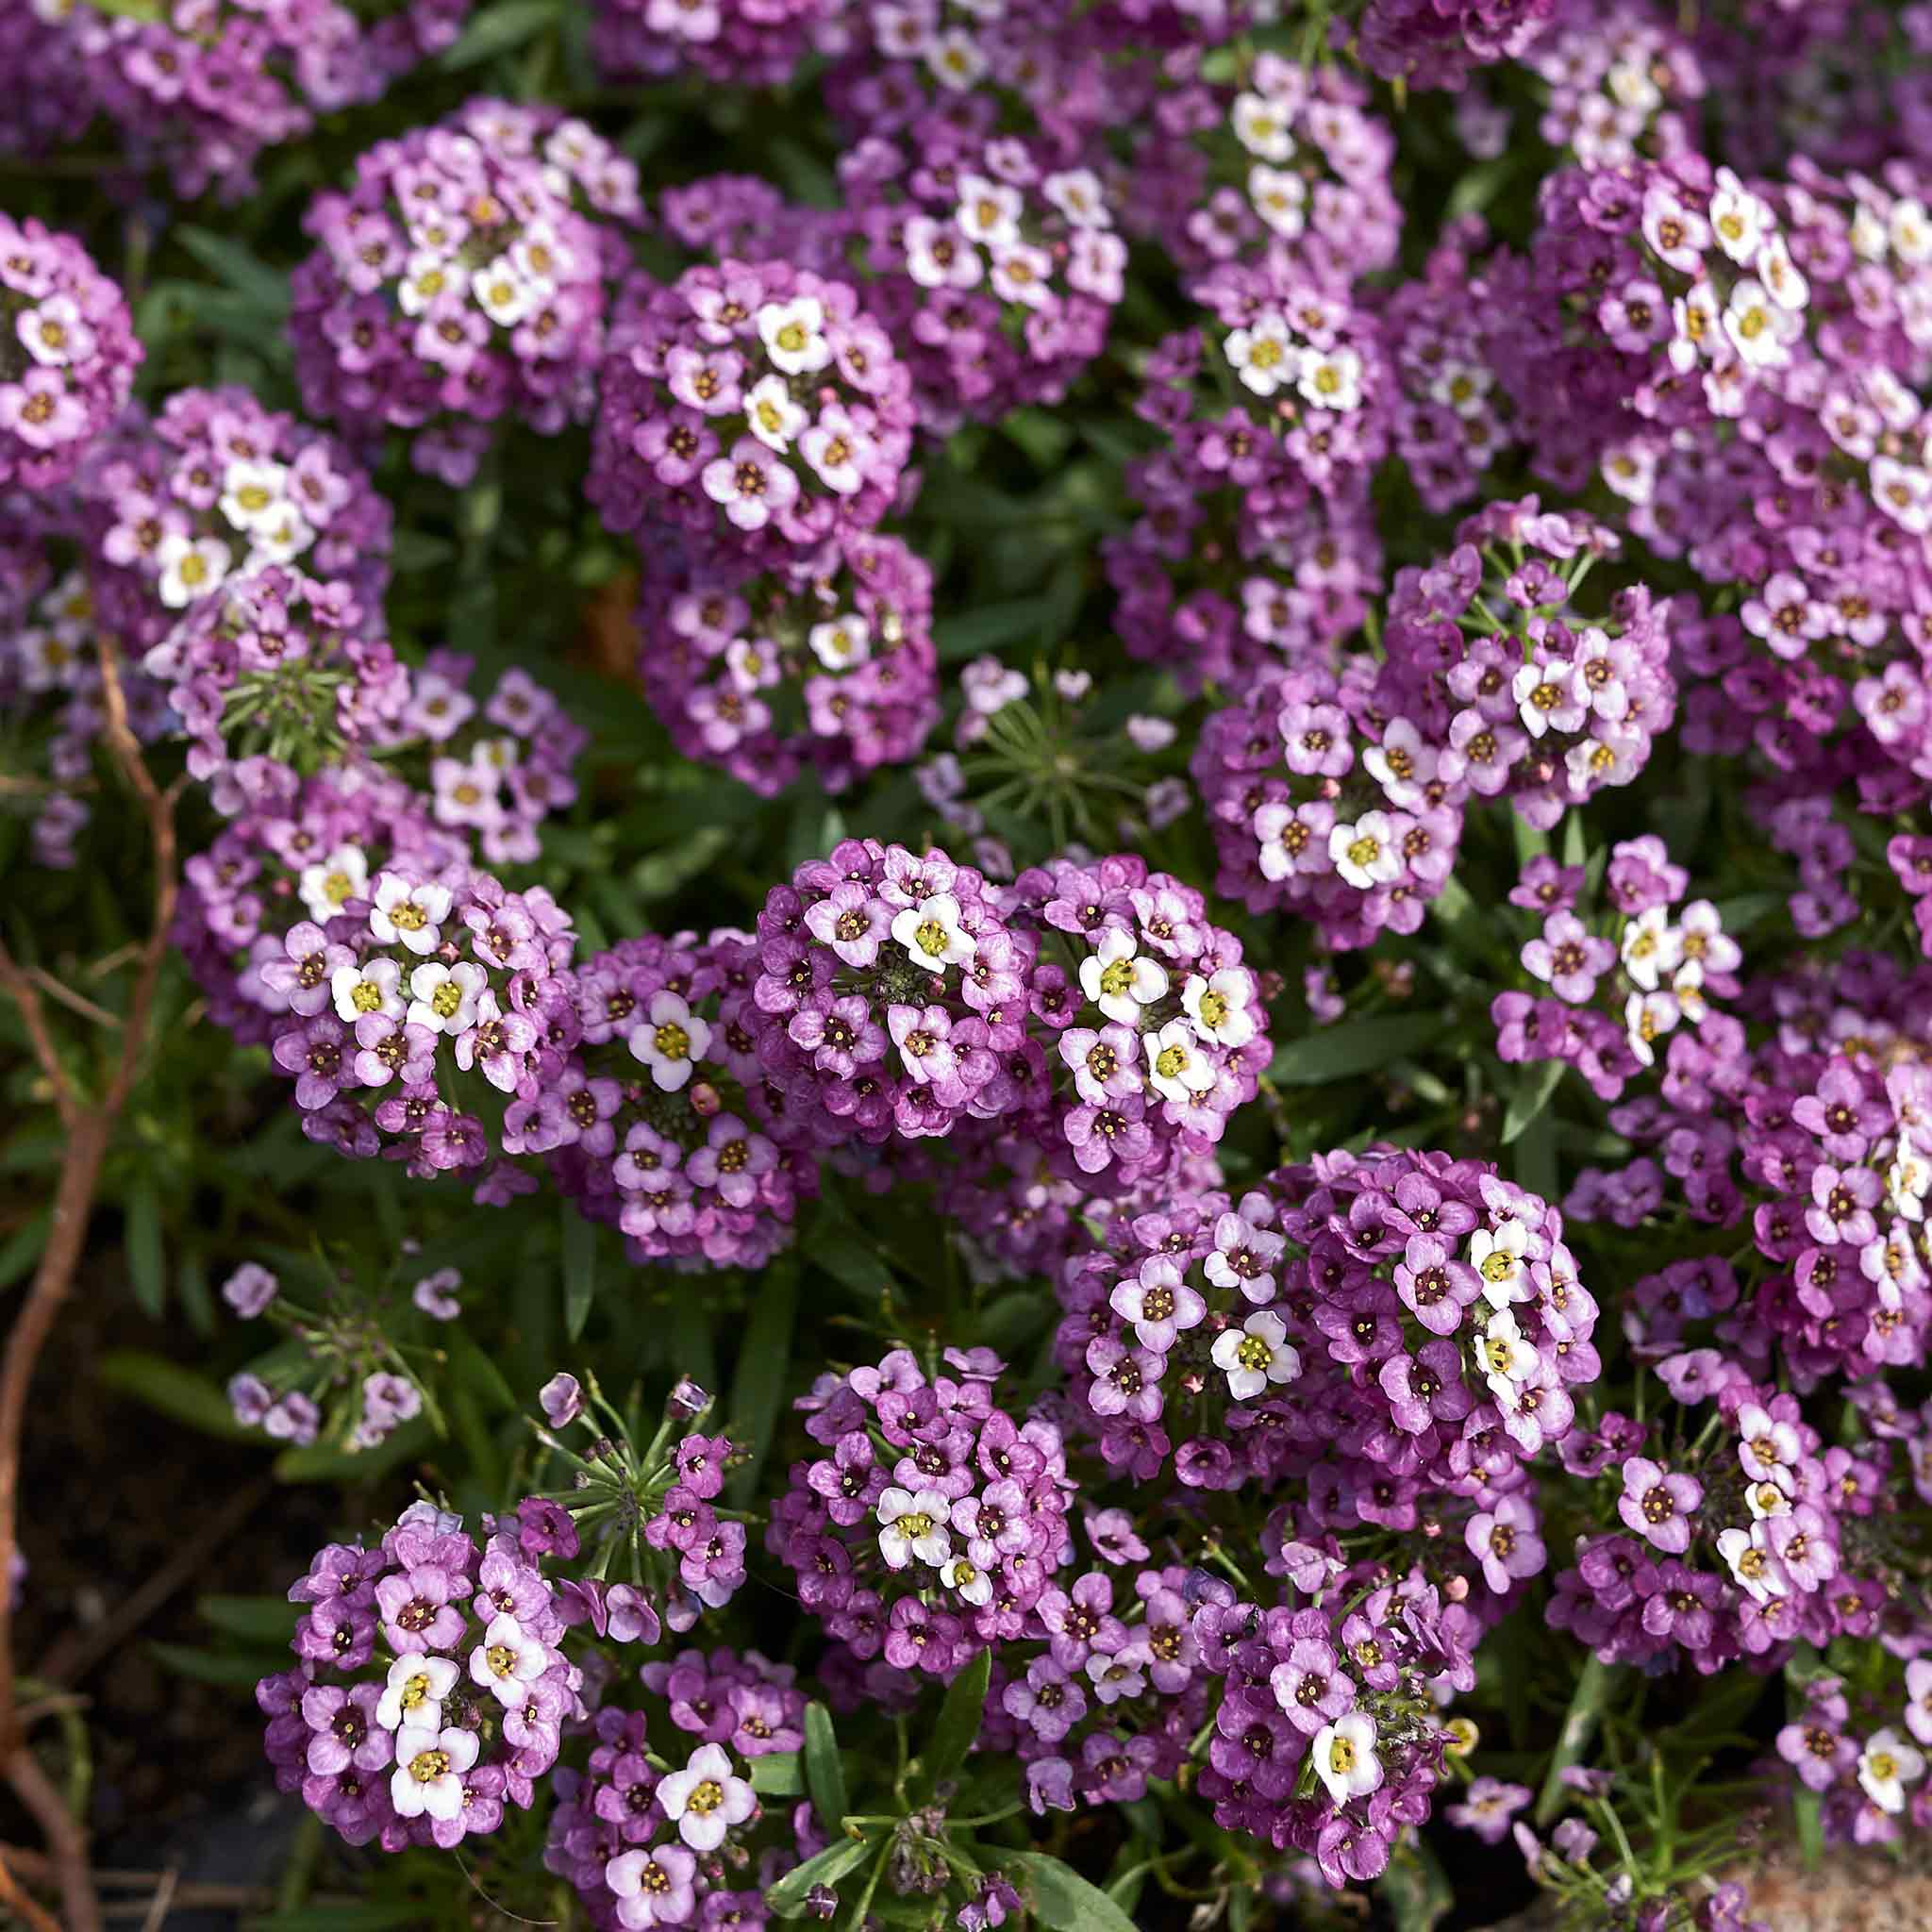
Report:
260,1502,578,1849
767,1346,1074,1674
0,0,473,199
591,0,834,89
291,102,642,484
590,258,915,569
634,529,940,796
0,214,140,490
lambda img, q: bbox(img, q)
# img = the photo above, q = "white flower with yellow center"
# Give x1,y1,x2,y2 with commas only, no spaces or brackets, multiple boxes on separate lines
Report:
407,959,486,1035
1620,906,1682,991
891,891,976,974
808,612,871,670
1224,314,1296,397
1890,197,1932,265
1144,1019,1219,1105
756,295,831,376
1209,1310,1300,1400
1755,234,1809,312
390,1721,477,1821
1297,346,1363,412
298,843,369,924
1182,969,1257,1049
1078,927,1169,1026
743,373,807,454
471,257,539,327
156,532,230,609
1722,279,1796,369
1625,988,1680,1067
1478,1307,1538,1404
369,874,454,956
1043,169,1110,230
1248,164,1307,238
954,173,1023,250
1888,1143,1929,1222
943,1555,993,1606
926,27,988,89
375,1653,458,1731
1716,1525,1787,1604
330,957,404,1024
631,989,712,1091
469,1611,550,1710
1327,812,1401,891
1744,1477,1793,1521
396,249,455,318
218,458,290,535
876,1486,953,1570
1858,1728,1925,1814
1467,1221,1530,1308
1231,92,1294,163
1707,170,1772,264
1312,1712,1383,1805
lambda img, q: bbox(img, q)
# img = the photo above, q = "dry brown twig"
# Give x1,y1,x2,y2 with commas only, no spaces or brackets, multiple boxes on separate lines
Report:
0,642,184,1932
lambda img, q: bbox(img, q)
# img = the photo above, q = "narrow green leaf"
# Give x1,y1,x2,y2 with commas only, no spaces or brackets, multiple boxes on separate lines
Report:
804,1221,895,1302
1005,1852,1141,1932
804,1702,850,1831
1269,1013,1443,1086
197,1594,302,1643
148,1640,279,1688
924,1647,991,1792
727,1260,798,1510
1795,1784,1824,1868
750,1751,804,1797
275,1414,436,1484
934,597,1053,660
175,227,291,315
1502,1057,1566,1144
441,0,558,69
0,1211,49,1291
1535,1654,1624,1825
1381,1837,1454,1932
96,1351,257,1441
125,1178,166,1319
563,1201,597,1341
766,1838,874,1919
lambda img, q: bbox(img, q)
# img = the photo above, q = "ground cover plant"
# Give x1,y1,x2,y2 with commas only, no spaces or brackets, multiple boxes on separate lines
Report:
3,2,1932,1929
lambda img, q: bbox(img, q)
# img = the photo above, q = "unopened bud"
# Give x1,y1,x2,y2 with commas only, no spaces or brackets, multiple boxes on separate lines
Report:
689,1080,723,1118
668,1376,712,1421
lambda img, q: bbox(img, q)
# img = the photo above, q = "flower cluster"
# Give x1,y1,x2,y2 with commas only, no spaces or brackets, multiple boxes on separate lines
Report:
590,0,833,88
590,259,915,570
767,1346,1074,1674
0,214,139,490
259,1502,578,1849
291,101,641,484
635,528,939,796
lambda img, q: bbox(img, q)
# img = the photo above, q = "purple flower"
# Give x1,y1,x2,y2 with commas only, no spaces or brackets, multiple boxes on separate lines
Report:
1616,1457,1701,1555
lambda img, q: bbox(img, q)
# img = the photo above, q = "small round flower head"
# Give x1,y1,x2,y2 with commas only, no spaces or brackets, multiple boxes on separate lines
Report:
1357,0,1558,92
591,258,915,572
0,213,140,490
590,0,834,88
261,1501,576,1851
636,529,939,797
291,101,641,483
1528,5,1705,169
839,102,1125,425
72,384,393,657
8,0,475,200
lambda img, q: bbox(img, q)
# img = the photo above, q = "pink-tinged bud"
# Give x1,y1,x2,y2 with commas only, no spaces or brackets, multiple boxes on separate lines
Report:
689,1080,723,1118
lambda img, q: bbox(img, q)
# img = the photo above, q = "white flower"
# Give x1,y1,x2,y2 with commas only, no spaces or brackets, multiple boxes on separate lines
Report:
1248,164,1307,238
954,173,1023,249
297,844,369,924
1327,812,1401,891
943,1554,994,1606
925,27,988,89
1755,234,1809,312
368,874,453,956
1231,92,1295,163
375,1654,460,1731
891,891,976,974
1224,315,1296,396
330,957,405,1024
471,257,540,326
656,1741,757,1852
1625,989,1680,1067
1716,1524,1787,1604
396,249,456,318
1722,279,1797,369
1312,1712,1383,1805
876,1486,954,1570
510,221,571,286
1744,1477,1794,1521
1620,906,1683,991
1858,1728,1925,1815
17,295,93,367
1468,1221,1530,1307
469,1611,550,1709
156,532,230,608
1360,717,1437,809
630,989,712,1091
217,458,290,535
1209,1310,1300,1400
1708,170,1773,264
743,373,807,452
1667,283,1721,373
390,1722,478,1821
1890,198,1932,265
1042,168,1110,229
1297,346,1363,412
1872,457,1932,535
904,215,982,291
1144,1019,1219,1105
808,613,871,669
756,296,831,376
407,959,486,1035
244,505,313,571
1182,969,1257,1049
1478,1308,1540,1403
1078,928,1169,1026
1888,1146,1929,1222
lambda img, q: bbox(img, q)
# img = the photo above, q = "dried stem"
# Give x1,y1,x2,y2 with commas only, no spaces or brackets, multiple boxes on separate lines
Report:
0,642,180,1932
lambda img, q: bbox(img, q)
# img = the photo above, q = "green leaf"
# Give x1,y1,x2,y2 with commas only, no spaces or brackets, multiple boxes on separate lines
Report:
1381,1837,1454,1932
1269,1013,1443,1086
563,1201,597,1342
175,227,292,316
81,0,165,22
148,1640,277,1688
125,1177,166,1318
275,1414,436,1485
934,597,1054,660
1502,1057,1566,1144
766,1838,874,1920
727,1257,799,1509
750,1752,804,1797
197,1593,301,1643
96,1351,258,1441
634,825,736,902
804,1219,895,1303
1535,1654,1624,1825
1004,1852,1141,1932
804,1702,850,1831
0,1211,49,1291
441,0,559,68
1794,1784,1824,1869
924,1647,991,1792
